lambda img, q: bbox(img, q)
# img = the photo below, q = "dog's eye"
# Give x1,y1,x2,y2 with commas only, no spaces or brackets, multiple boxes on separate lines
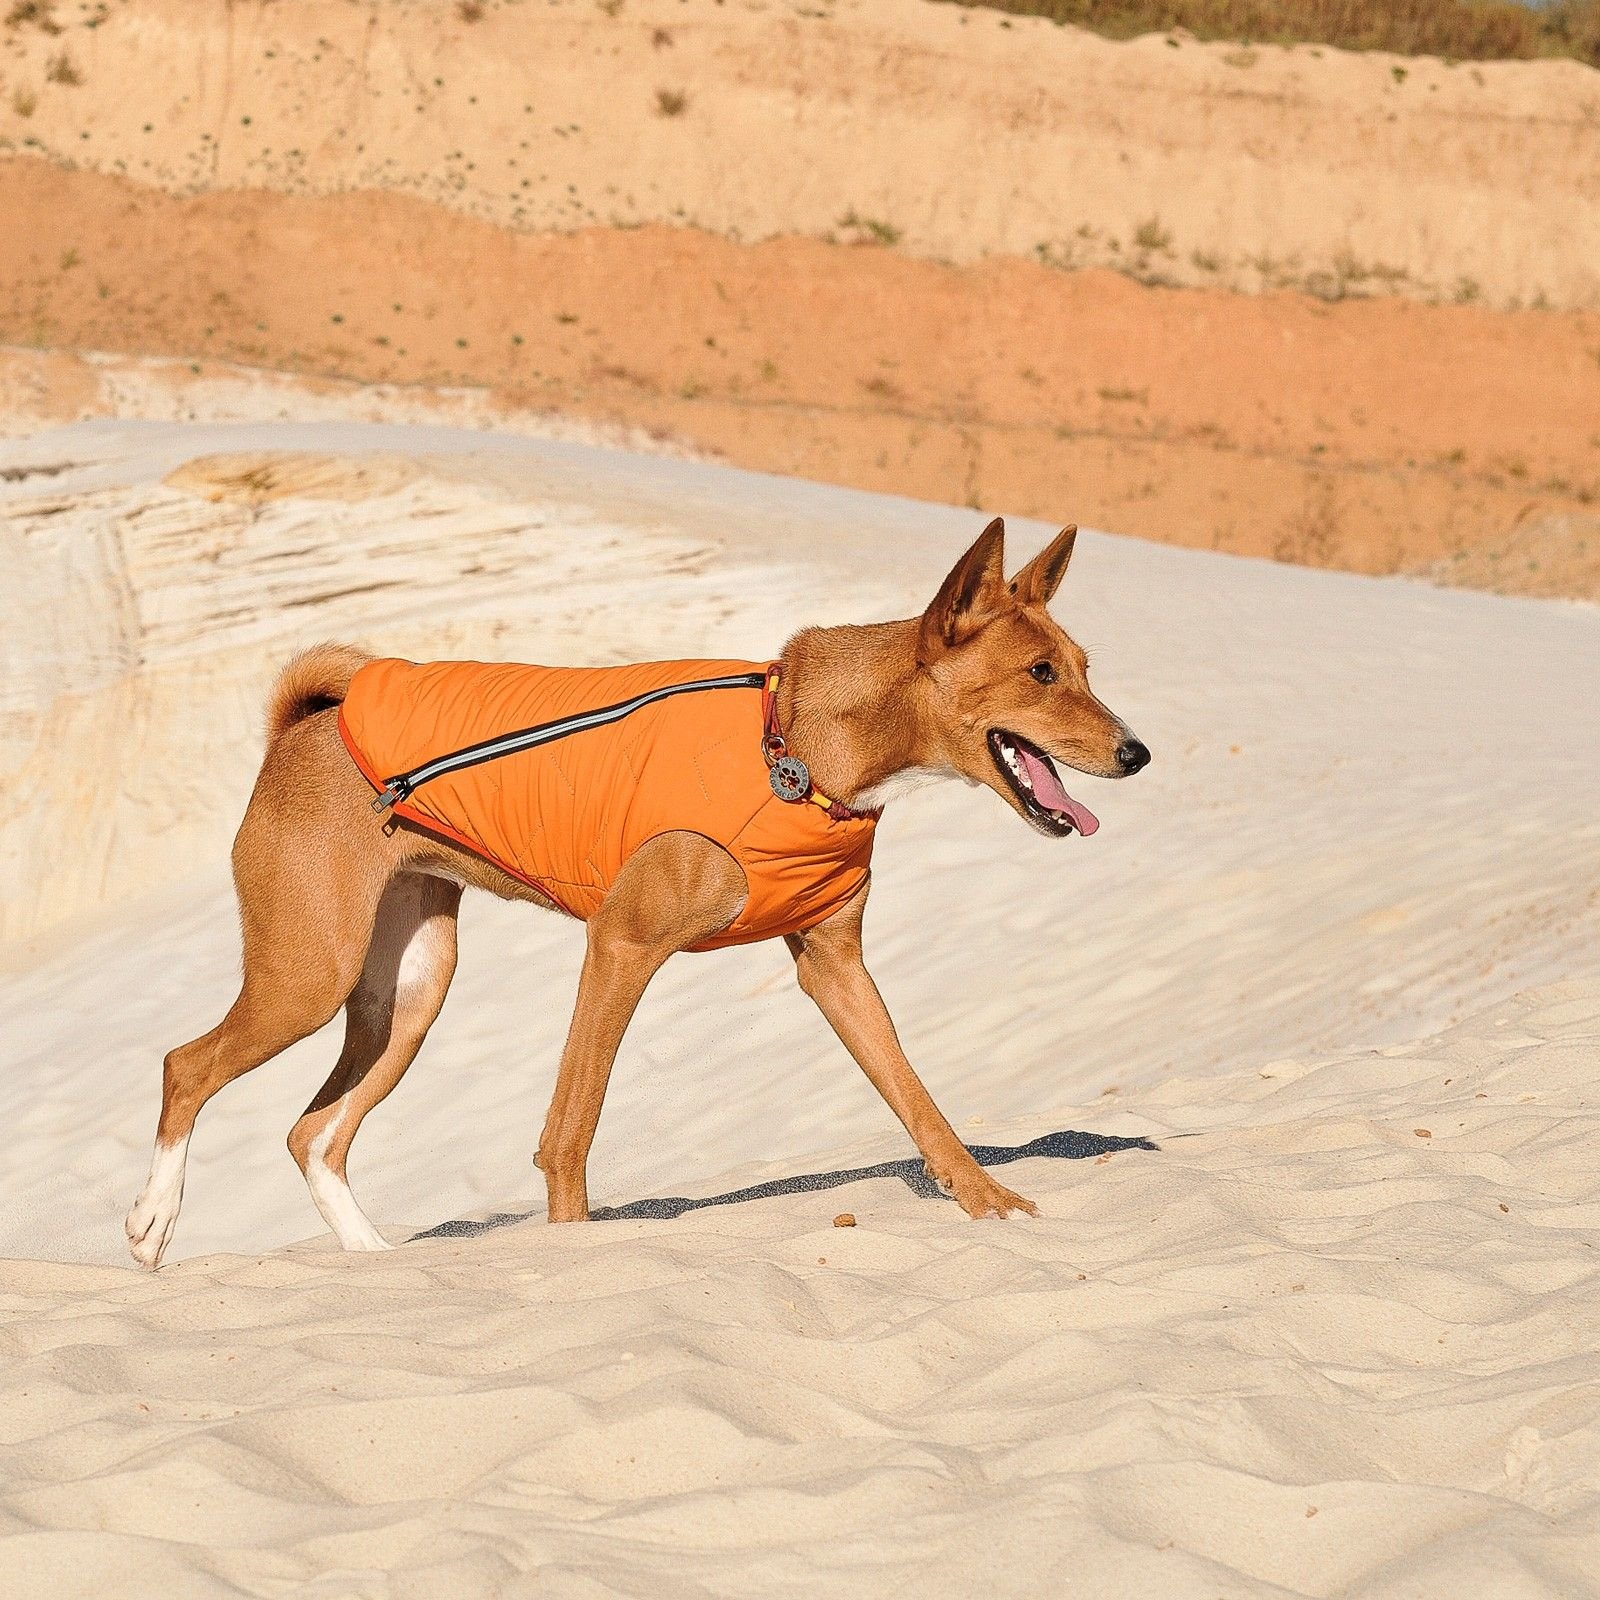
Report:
1029,660,1056,685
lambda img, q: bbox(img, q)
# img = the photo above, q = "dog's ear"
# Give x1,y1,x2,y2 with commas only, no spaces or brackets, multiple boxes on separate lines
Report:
1010,525,1077,608
919,517,1008,658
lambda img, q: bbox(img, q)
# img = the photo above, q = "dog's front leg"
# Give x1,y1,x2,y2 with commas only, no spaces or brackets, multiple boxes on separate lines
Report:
538,929,665,1223
786,880,1037,1220
538,832,749,1221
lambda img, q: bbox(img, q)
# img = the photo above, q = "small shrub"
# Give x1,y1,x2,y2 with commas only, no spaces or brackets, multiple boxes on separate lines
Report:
838,209,902,246
1133,215,1172,253
11,86,36,116
1332,248,1371,285
45,49,81,85
457,0,485,17
5,1,60,33
654,87,689,117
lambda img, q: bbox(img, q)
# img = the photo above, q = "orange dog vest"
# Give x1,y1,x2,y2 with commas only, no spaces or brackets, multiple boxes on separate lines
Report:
338,657,877,950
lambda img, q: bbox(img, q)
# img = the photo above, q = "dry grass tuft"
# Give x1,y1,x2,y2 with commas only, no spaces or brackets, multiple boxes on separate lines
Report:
938,0,1600,68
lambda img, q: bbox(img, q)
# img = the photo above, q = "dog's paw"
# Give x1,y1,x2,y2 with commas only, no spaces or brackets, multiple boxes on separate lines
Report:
125,1197,175,1271
938,1164,1039,1220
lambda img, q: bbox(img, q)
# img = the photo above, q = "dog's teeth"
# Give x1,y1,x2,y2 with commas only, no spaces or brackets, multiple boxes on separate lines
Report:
997,739,1033,791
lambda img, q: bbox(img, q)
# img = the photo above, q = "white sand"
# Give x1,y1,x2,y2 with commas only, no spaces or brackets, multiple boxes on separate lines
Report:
3,985,1598,1598
2,422,1599,1596
0,345,703,453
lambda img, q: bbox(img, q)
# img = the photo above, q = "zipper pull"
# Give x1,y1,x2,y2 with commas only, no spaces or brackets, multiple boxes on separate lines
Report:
371,778,411,814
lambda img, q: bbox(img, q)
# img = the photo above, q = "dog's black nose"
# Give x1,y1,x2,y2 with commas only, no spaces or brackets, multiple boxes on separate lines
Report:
1116,738,1150,775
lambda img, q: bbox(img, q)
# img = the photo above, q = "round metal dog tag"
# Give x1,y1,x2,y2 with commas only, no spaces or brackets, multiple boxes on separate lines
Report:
769,754,811,802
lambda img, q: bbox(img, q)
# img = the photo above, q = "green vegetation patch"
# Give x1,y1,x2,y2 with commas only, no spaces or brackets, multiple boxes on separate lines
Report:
935,0,1600,69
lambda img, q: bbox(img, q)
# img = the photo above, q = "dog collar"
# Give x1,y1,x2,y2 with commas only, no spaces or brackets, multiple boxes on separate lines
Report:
760,662,879,823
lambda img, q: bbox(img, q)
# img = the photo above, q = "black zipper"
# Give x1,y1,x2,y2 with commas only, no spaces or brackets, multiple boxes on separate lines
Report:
370,670,767,813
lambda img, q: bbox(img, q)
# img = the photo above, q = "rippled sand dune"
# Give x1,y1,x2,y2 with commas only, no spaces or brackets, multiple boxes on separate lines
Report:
3,984,1597,1597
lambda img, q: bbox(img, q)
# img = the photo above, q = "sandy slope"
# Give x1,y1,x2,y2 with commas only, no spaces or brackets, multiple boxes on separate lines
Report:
4,171,1599,587
2,0,1596,308
3,428,1599,1594
2,983,1597,1598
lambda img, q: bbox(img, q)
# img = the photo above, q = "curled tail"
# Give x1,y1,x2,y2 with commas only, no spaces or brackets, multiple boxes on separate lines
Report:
265,643,373,746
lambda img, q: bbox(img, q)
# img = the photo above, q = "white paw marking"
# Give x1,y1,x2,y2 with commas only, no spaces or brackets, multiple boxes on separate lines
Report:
125,1135,190,1270
306,1111,391,1252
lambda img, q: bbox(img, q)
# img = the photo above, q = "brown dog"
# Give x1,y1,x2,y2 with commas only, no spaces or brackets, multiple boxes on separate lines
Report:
126,518,1147,1268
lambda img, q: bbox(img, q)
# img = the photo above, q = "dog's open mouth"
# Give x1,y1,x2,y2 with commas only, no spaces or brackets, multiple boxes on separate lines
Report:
988,730,1101,837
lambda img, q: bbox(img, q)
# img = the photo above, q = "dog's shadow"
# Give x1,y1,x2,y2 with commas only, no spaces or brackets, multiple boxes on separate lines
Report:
411,1127,1157,1241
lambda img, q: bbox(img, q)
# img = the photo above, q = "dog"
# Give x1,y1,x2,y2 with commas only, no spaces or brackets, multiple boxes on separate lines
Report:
126,517,1148,1268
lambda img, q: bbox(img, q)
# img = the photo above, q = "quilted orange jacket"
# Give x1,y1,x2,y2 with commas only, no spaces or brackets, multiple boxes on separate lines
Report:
337,656,877,950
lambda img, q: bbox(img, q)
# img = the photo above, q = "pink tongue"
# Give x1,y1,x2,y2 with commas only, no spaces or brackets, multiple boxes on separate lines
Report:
1018,746,1101,836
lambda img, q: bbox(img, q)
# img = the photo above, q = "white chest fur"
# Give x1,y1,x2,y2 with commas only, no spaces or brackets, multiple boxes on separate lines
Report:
851,766,961,811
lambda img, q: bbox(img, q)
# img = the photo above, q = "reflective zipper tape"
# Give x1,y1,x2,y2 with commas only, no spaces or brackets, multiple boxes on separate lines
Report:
371,670,766,812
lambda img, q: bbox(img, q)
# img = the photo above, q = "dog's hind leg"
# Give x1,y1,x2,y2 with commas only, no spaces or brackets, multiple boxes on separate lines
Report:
287,873,461,1251
126,715,395,1269
126,931,372,1271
